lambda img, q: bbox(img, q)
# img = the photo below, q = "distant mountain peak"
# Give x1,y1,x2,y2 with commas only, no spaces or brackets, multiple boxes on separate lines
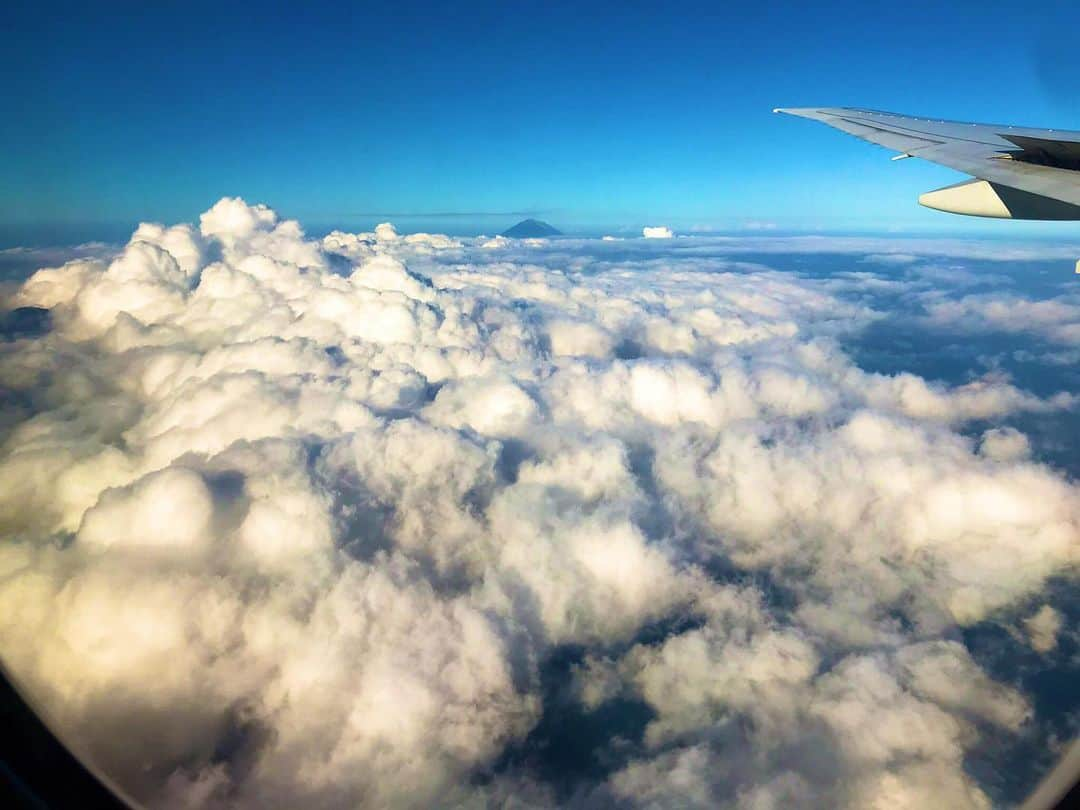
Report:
501,219,561,238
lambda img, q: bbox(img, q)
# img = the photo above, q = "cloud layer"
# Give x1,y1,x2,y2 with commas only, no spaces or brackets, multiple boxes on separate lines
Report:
0,198,1076,808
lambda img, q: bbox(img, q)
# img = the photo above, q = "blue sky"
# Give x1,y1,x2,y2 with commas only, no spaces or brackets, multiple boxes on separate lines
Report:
4,0,1080,233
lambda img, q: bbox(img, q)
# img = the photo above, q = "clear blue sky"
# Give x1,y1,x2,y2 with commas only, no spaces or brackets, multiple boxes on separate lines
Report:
4,0,1080,233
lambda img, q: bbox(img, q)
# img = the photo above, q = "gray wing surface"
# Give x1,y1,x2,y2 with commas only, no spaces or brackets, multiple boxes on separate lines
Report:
775,107,1080,210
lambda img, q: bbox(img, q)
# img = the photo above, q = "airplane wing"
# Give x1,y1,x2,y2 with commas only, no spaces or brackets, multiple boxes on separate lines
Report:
775,107,1080,220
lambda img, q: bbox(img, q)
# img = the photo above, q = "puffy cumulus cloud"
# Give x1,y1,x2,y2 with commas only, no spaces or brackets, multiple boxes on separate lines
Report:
546,318,615,358
374,221,400,242
603,637,1027,810
1023,604,1063,653
652,408,1077,632
0,198,1077,808
481,234,512,249
860,372,1075,423
642,226,674,239
77,466,217,555
483,480,693,646
979,426,1032,461
424,376,540,439
922,290,1080,346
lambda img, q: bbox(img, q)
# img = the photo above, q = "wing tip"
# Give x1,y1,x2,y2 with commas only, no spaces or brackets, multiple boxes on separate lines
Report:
773,107,827,120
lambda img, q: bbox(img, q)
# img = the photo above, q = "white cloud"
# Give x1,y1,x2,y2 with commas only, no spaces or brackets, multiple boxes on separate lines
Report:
923,292,1080,346
77,466,217,555
423,376,540,438
979,426,1032,461
0,198,1075,808
642,226,674,239
740,220,778,231
608,641,1019,809
372,222,399,242
860,252,921,266
545,318,615,358
1023,604,1063,653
